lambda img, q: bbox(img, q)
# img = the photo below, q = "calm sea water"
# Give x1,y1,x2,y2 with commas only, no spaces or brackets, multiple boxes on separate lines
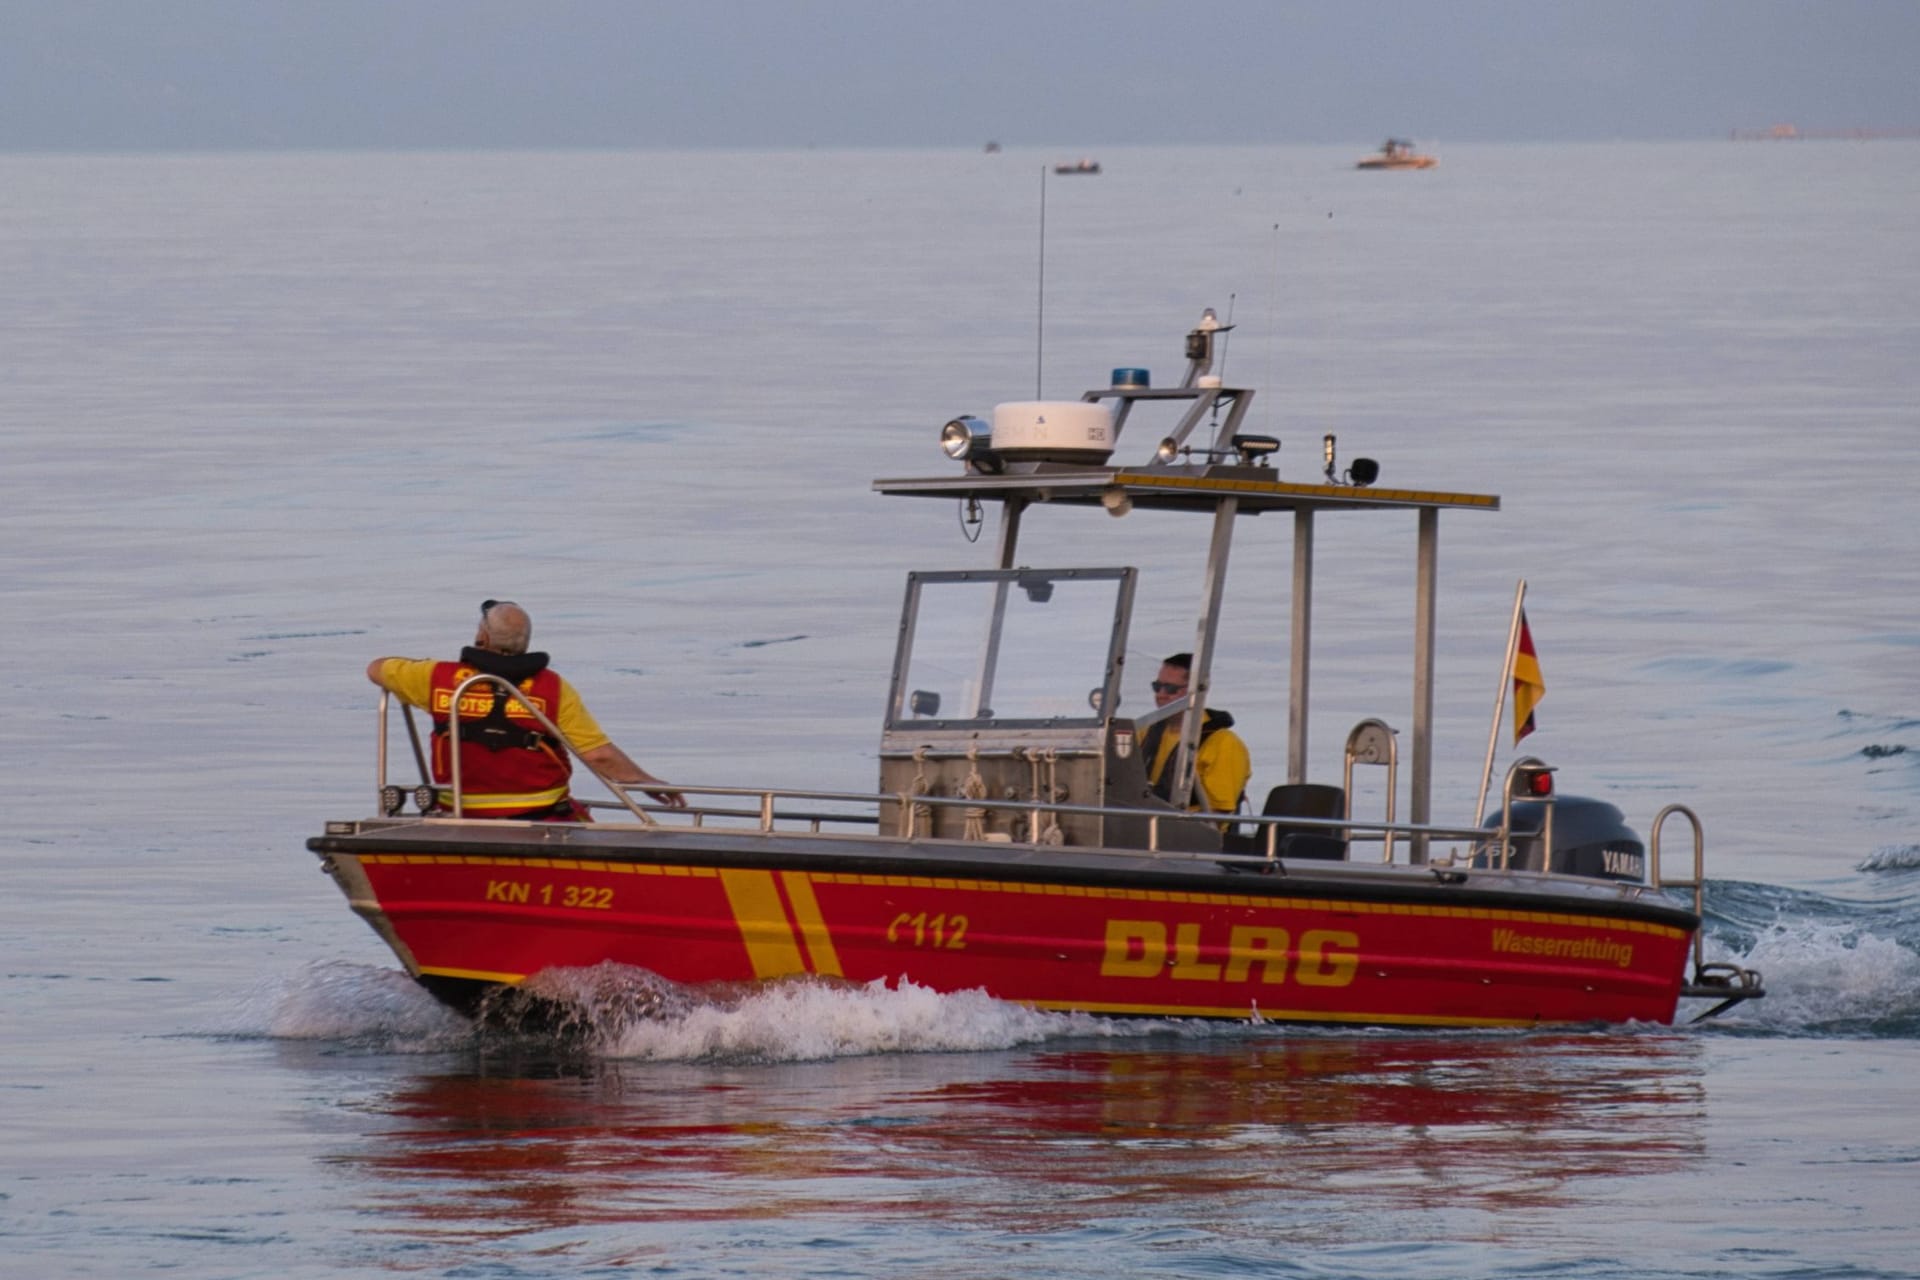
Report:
4,142,1918,1278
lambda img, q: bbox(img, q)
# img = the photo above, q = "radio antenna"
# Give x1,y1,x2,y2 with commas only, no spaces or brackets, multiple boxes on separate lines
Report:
1036,165,1047,398
1265,222,1280,430
1217,293,1237,379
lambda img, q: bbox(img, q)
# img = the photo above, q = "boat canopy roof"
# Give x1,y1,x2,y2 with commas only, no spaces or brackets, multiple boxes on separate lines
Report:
874,464,1496,518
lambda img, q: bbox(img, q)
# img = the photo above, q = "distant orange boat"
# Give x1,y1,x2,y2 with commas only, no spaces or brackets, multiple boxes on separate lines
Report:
1357,138,1437,170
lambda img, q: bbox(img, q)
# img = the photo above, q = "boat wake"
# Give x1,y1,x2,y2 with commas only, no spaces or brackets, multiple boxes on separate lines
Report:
233,959,1166,1061
1858,842,1920,872
1696,877,1920,1038
523,964,1147,1062
218,959,475,1052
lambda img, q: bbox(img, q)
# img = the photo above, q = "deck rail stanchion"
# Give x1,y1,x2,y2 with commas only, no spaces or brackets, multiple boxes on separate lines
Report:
1651,804,1767,1018
400,704,430,788
375,691,392,813
1342,718,1399,863
1650,803,1707,973
374,693,435,817
1494,756,1554,871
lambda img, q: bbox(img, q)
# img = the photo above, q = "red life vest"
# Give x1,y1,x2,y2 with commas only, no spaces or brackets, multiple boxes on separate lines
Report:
427,660,573,817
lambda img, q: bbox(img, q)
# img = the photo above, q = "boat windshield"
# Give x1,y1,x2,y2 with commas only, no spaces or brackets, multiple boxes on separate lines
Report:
887,568,1135,729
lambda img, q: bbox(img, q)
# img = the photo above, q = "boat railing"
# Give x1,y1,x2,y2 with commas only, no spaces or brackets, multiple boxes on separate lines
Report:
580,783,1503,865
1650,803,1712,975
579,789,884,833
1478,756,1557,871
373,690,1618,883
1342,718,1400,863
1649,803,1767,1014
615,784,1569,881
1649,804,1705,916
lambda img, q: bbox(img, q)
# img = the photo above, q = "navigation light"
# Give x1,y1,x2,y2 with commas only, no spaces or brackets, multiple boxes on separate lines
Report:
940,415,1002,473
941,415,989,459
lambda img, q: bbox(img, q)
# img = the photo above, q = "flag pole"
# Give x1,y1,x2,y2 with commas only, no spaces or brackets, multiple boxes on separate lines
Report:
1474,579,1527,824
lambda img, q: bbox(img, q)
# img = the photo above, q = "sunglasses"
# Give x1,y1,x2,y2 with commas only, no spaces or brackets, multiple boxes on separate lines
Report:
480,599,500,615
1151,681,1188,695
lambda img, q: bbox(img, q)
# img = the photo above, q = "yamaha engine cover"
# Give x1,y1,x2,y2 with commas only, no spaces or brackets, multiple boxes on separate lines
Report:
1477,796,1648,882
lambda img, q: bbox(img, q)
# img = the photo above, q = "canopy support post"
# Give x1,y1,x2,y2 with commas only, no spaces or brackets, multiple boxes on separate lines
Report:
1287,509,1315,785
995,498,1027,569
1410,507,1438,863
1172,497,1239,809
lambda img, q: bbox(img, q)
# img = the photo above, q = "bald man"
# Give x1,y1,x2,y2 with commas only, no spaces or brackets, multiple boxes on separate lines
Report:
367,599,684,818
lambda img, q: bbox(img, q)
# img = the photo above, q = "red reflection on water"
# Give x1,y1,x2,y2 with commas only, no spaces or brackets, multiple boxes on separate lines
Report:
325,1031,1705,1243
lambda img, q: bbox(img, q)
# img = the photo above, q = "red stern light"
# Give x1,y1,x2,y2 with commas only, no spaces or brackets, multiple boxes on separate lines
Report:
1522,767,1555,797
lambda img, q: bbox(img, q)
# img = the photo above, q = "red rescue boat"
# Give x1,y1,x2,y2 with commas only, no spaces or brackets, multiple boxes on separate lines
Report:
311,311,1761,1028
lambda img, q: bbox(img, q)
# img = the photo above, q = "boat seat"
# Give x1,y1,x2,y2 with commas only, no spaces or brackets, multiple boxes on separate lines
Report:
1256,783,1348,860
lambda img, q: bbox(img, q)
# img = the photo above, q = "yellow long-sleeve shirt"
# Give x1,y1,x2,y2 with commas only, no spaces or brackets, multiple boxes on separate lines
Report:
1146,714,1251,814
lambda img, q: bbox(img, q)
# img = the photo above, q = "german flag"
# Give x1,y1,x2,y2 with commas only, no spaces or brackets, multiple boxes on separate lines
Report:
1513,610,1545,744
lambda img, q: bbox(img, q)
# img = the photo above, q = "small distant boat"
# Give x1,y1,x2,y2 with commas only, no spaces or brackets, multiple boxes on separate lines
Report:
1053,158,1101,175
984,141,1002,154
1356,138,1437,170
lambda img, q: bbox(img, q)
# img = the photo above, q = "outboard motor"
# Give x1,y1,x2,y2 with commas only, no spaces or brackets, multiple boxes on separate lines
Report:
1476,796,1648,882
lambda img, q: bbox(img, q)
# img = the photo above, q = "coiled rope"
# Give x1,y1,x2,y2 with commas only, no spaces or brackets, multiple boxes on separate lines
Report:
899,746,934,838
961,742,989,841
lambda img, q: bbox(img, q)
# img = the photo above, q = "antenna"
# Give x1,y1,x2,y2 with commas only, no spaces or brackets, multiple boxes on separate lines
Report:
1265,222,1280,431
1217,294,1237,380
1036,165,1047,398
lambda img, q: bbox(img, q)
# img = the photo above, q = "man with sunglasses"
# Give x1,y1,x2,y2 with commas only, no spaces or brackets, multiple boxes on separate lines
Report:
1140,652,1251,818
366,599,686,819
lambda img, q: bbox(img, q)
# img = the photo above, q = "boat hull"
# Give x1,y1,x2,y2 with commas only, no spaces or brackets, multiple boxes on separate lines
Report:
312,822,1694,1028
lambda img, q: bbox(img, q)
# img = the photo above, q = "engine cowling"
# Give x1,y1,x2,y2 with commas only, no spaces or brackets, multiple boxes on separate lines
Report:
1476,796,1648,882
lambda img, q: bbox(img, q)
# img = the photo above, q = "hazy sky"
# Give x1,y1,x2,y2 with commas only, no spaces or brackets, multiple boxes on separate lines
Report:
4,0,1917,151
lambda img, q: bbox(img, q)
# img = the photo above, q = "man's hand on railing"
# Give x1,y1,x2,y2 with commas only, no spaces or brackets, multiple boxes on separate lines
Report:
580,742,688,808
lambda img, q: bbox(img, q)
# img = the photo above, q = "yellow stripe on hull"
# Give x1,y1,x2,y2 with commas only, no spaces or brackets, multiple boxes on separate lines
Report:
780,871,844,977
418,963,530,984
718,868,810,979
